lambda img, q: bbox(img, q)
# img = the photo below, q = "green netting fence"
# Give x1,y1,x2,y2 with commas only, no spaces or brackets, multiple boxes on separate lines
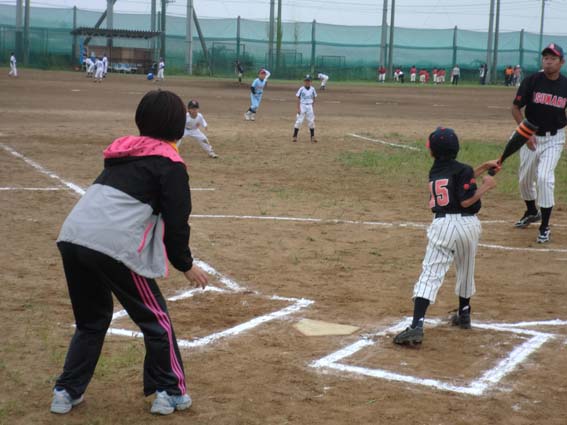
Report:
2,4,567,81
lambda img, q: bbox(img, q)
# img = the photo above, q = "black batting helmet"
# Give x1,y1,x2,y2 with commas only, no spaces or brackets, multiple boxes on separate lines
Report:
187,99,199,109
427,127,459,159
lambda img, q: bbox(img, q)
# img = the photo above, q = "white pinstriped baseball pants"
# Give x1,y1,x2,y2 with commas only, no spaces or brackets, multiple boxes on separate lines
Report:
413,215,481,304
518,128,565,208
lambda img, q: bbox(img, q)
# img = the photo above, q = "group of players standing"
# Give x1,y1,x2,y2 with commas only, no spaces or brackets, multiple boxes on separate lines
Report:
377,64,463,85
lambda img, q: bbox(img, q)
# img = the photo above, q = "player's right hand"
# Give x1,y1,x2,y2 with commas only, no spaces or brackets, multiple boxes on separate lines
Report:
184,265,208,289
526,135,537,151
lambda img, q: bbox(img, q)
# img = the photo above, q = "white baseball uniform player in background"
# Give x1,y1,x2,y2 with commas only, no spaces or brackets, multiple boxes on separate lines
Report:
8,52,17,77
156,58,165,81
179,99,218,158
102,54,108,78
85,57,94,78
393,127,499,346
93,57,104,83
317,72,329,90
292,75,318,143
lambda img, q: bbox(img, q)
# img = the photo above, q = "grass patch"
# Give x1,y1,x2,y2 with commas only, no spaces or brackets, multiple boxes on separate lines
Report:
339,138,567,203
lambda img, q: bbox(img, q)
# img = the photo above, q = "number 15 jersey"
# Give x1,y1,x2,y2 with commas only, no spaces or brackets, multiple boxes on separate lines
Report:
428,159,480,215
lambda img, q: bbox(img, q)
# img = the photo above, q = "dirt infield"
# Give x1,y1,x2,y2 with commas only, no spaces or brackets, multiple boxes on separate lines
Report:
1,69,566,425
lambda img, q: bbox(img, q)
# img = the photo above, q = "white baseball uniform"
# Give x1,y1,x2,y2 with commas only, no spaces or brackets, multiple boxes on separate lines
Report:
180,112,217,157
413,215,481,303
157,61,165,80
9,54,17,77
85,58,94,76
518,129,565,208
317,73,329,89
94,59,104,81
102,56,108,76
294,85,317,129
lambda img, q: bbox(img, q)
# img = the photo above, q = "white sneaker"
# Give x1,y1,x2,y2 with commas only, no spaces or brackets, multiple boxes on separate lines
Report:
151,390,192,415
250,113,256,121
209,152,218,158
244,112,251,121
50,389,84,414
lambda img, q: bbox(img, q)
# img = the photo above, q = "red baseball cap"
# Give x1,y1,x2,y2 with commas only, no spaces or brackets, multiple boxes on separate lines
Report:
542,43,564,58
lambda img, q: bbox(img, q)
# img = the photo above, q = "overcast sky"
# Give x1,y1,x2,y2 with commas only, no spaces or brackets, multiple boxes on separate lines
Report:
4,0,567,34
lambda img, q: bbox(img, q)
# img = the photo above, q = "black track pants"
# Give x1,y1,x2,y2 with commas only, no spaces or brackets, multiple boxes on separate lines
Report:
55,242,187,399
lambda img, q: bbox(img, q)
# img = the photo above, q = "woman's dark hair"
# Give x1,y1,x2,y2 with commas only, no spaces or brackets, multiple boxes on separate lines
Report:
135,90,186,141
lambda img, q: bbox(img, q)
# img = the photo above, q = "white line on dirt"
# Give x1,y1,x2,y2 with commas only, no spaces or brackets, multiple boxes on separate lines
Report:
311,317,558,396
192,188,216,191
348,133,421,151
0,187,64,191
191,214,567,253
0,144,86,196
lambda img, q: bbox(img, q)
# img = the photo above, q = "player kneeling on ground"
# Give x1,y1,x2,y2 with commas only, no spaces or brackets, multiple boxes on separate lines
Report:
394,128,499,346
292,75,318,143
51,90,208,416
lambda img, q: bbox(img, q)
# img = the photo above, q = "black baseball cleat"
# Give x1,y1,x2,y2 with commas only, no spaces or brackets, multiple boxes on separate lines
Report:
537,227,551,243
514,210,541,228
450,309,471,329
393,326,424,345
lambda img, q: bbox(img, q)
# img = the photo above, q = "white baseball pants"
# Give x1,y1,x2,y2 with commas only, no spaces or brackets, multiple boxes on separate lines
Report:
410,73,416,82
95,68,104,80
157,69,164,80
518,128,565,208
294,104,315,129
181,129,215,155
379,73,386,82
320,76,328,88
413,215,481,304
9,64,17,77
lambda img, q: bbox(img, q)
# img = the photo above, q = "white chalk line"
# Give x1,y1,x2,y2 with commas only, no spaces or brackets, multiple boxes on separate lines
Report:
1,144,314,351
107,258,313,349
191,214,567,253
0,187,64,191
192,188,216,191
0,143,86,196
310,316,561,396
348,133,421,151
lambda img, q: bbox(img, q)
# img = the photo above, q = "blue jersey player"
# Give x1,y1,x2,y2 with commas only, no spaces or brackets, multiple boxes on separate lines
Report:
244,69,268,121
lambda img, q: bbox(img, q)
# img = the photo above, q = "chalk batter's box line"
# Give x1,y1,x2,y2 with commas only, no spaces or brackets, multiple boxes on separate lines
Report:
310,317,566,397
0,143,314,349
108,259,314,350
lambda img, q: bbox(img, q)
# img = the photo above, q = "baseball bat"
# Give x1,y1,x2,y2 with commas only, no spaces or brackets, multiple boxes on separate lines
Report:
488,119,538,176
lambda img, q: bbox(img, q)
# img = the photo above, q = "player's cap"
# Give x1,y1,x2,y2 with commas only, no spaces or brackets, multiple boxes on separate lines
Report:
259,68,267,74
541,43,564,58
427,127,460,159
303,74,312,81
187,99,199,109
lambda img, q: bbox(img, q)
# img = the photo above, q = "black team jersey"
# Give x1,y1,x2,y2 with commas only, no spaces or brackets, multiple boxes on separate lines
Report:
513,71,567,134
428,159,480,215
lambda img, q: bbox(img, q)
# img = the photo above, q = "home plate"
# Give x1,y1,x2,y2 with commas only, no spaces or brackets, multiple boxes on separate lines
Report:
294,319,360,336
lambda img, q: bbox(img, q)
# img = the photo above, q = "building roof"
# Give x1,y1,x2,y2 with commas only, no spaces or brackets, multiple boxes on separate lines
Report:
70,27,161,39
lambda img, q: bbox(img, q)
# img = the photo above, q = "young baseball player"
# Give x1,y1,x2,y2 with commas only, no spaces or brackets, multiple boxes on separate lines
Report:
244,68,268,121
317,72,329,90
102,53,108,78
451,64,460,85
235,60,244,84
50,90,208,415
512,43,567,243
393,127,499,346
180,99,218,158
8,52,17,77
85,56,94,78
410,66,417,83
292,75,317,143
378,65,386,83
93,57,104,83
156,57,165,81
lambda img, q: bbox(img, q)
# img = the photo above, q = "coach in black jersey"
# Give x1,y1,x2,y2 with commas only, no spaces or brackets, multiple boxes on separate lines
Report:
394,128,498,346
512,43,567,243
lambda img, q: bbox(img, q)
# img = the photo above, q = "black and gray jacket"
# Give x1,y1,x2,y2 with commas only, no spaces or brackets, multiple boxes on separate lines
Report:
57,135,193,278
